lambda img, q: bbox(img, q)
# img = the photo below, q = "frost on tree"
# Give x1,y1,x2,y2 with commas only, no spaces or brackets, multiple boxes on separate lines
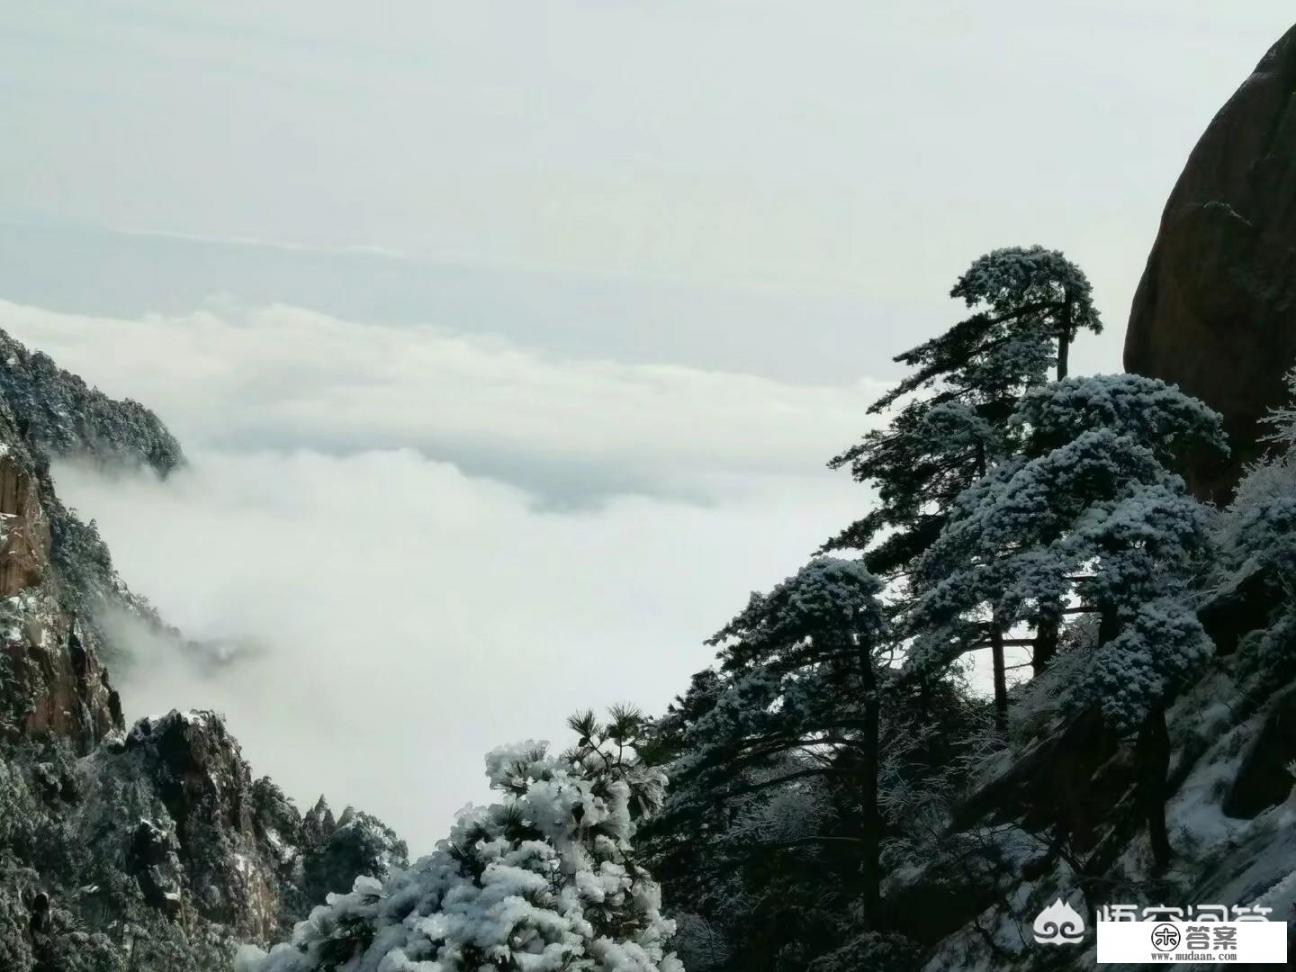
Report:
904,374,1227,869
828,247,1102,571
825,247,1102,718
652,559,892,934
828,247,1100,566
241,714,683,972
949,245,1101,381
643,558,983,968
906,374,1226,729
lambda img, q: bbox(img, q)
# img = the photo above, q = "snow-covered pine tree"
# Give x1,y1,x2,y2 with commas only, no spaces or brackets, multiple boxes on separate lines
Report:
642,561,989,970
240,709,682,972
648,559,891,941
905,374,1227,867
943,245,1102,383
827,247,1102,721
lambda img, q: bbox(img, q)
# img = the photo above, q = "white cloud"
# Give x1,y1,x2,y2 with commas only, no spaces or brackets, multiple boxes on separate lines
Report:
5,300,875,851
55,450,862,853
3,299,884,503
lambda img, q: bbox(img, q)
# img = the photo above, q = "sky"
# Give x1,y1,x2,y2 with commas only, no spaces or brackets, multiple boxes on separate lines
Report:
2,2,1294,850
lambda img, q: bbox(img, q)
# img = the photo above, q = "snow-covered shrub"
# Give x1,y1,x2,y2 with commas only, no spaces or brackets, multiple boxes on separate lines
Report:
247,716,682,972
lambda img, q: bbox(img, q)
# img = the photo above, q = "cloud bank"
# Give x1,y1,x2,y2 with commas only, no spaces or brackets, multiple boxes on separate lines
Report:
4,299,883,504
5,301,875,850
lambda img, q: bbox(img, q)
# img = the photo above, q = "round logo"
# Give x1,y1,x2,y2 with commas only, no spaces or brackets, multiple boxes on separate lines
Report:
1151,923,1181,952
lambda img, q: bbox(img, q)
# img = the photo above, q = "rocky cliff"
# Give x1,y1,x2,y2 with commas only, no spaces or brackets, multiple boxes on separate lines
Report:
0,393,121,753
1125,23,1296,501
0,326,405,971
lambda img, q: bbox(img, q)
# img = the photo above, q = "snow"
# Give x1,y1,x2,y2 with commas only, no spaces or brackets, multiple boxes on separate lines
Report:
249,738,680,972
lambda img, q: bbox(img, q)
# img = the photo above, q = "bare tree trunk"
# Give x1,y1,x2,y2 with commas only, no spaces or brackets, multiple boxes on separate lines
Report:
1098,604,1120,644
858,642,882,927
990,624,1008,732
1057,291,1073,380
1033,609,1059,676
1136,704,1172,871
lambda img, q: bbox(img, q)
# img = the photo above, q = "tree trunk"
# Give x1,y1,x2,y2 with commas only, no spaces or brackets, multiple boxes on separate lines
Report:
1136,704,1172,871
1098,604,1120,645
858,645,882,927
1094,604,1172,868
990,625,1008,732
1033,610,1059,676
1056,291,1073,380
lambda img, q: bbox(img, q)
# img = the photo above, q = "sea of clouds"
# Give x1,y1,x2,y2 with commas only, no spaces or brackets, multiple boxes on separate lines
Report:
4,299,880,851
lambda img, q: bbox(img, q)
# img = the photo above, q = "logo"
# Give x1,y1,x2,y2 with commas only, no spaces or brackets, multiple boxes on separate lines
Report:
1096,903,1287,964
1033,898,1086,945
1150,923,1181,952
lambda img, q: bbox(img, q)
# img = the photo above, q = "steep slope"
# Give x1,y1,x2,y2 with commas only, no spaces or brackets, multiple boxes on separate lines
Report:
0,326,405,971
1125,22,1296,501
900,658,1296,971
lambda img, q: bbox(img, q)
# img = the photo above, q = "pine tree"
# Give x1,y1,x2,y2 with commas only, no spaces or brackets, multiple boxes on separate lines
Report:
642,564,985,971
244,711,682,972
904,374,1226,867
649,560,891,938
943,245,1102,383
827,247,1102,722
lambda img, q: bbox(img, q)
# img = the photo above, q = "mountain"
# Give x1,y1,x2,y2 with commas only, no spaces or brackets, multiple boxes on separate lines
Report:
1126,23,1296,503
0,326,404,971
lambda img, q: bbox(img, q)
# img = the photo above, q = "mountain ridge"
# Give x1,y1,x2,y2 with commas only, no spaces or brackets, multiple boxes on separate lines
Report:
0,324,405,971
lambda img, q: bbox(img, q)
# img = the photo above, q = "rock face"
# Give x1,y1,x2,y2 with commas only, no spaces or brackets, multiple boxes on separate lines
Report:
0,454,45,598
0,397,121,752
1125,23,1296,501
0,326,407,970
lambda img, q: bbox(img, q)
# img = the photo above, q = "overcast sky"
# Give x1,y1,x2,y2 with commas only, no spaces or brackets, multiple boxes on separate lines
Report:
2,3,1293,850
4,2,1295,380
